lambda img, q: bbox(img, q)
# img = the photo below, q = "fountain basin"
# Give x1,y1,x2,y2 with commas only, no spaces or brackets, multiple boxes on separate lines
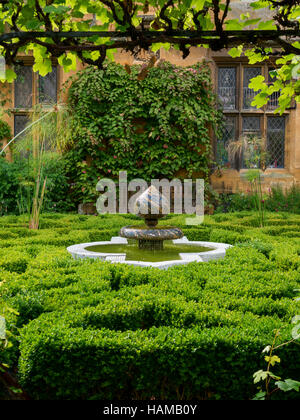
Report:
67,236,232,270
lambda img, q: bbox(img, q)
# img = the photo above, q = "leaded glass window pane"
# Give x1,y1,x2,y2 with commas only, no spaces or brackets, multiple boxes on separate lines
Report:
267,117,285,168
14,115,31,159
14,66,33,109
14,115,30,137
266,69,279,110
242,116,261,134
38,67,57,104
242,116,262,169
218,67,236,110
243,67,261,109
216,116,237,166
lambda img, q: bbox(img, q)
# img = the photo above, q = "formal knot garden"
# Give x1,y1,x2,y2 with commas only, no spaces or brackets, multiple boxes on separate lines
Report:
0,53,300,400
1,211,300,400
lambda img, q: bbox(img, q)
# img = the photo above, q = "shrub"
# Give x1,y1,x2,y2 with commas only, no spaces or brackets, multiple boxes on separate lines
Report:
1,212,300,400
0,250,29,274
17,314,297,400
209,228,248,244
270,246,300,271
0,155,75,216
217,185,300,215
182,227,211,241
0,159,24,215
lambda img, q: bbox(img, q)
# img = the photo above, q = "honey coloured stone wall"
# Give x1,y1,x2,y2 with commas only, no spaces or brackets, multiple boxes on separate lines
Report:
136,44,300,194
2,45,299,194
1,0,299,194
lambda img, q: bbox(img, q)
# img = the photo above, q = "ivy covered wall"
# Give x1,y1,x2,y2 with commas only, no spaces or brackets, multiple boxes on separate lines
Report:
65,60,223,204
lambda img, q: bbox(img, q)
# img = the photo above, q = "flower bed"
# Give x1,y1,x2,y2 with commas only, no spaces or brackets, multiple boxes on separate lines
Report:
1,212,300,399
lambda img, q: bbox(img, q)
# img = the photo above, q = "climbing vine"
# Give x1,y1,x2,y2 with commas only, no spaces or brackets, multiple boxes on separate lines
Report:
0,120,11,142
65,60,223,203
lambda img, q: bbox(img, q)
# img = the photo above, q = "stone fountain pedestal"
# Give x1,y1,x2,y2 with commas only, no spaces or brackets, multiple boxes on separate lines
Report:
120,186,184,250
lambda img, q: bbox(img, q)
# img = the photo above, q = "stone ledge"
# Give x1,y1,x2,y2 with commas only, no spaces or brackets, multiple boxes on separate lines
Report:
67,236,232,270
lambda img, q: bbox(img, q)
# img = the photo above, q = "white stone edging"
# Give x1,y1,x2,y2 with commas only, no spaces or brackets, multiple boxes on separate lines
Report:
67,236,232,270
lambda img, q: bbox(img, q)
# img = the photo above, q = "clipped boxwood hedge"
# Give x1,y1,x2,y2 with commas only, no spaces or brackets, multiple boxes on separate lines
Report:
1,212,300,400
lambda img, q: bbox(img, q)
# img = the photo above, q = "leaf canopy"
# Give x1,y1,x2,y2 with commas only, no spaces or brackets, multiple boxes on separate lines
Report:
0,0,299,112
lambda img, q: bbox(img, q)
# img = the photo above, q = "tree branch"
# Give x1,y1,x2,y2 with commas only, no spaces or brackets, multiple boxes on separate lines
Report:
159,0,174,31
35,0,53,32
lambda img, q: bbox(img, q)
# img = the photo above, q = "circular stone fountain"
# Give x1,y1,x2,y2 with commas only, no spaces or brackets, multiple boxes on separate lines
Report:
67,186,232,269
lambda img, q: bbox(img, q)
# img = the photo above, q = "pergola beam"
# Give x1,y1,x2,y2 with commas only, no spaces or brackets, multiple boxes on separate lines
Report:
1,29,299,64
1,29,299,42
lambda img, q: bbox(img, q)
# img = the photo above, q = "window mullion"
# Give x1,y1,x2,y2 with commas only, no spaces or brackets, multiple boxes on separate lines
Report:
262,64,267,113
33,71,38,107
238,63,242,143
239,63,243,113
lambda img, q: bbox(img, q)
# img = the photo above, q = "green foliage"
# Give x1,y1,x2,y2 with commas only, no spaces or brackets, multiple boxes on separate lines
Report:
209,228,248,245
276,379,300,393
253,325,300,400
37,154,76,213
267,184,300,214
0,269,19,374
228,47,300,115
0,120,11,142
0,0,299,114
216,184,300,215
0,158,23,214
0,155,75,215
249,56,300,115
245,170,266,227
221,135,268,226
65,61,223,204
226,1,300,114
0,251,29,274
1,212,300,399
11,106,76,228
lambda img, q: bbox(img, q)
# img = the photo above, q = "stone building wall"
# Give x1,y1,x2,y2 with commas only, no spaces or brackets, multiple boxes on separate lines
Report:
1,1,299,194
106,45,300,194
